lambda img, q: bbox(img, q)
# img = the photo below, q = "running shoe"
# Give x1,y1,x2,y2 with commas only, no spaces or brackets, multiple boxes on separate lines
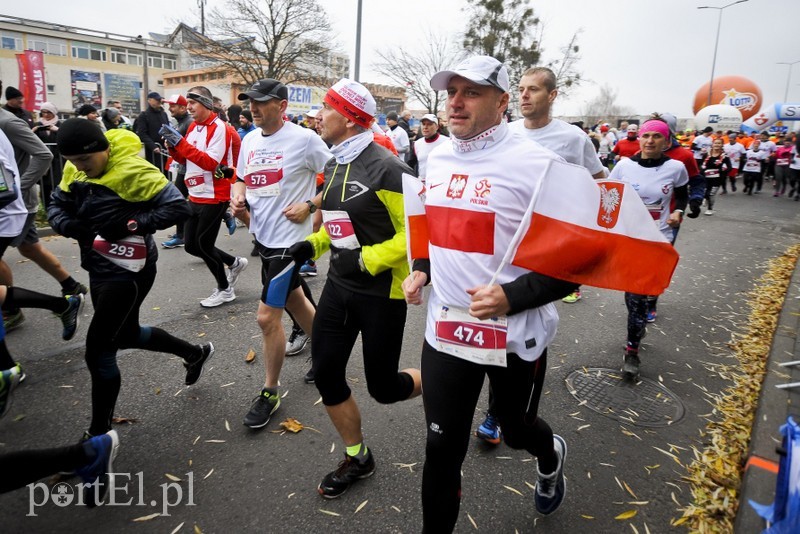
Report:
14,362,26,383
61,282,89,298
59,294,85,341
226,257,249,288
475,412,501,445
286,329,309,356
646,309,657,323
304,367,315,384
705,210,714,216
200,287,236,308
184,343,215,386
0,366,21,419
318,450,376,499
534,435,567,515
300,261,318,277
3,310,25,332
243,389,281,429
622,349,641,380
562,290,581,304
77,430,120,508
224,211,237,235
162,236,185,249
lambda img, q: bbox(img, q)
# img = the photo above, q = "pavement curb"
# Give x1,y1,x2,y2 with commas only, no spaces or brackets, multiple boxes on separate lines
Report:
735,258,800,532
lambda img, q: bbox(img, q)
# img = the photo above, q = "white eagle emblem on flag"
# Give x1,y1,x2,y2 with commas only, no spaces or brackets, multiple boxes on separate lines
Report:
597,183,623,228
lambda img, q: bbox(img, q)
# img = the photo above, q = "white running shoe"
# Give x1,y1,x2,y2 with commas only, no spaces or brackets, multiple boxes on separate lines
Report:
704,210,714,216
200,287,236,308
285,331,310,356
227,257,249,288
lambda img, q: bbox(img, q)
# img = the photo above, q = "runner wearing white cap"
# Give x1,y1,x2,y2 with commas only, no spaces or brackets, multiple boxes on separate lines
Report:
413,113,448,183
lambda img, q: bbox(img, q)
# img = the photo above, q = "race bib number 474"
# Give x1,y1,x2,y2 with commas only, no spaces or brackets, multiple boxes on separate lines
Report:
435,305,507,367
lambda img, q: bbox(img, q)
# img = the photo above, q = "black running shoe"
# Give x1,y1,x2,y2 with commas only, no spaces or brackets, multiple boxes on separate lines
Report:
622,350,641,380
185,343,215,386
61,283,89,297
59,294,85,341
318,450,376,499
243,389,281,429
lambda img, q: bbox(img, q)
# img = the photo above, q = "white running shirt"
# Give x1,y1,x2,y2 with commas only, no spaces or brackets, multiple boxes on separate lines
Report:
237,122,331,248
509,118,604,175
414,133,449,183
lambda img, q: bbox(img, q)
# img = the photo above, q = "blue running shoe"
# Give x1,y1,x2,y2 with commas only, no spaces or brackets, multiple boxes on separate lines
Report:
475,412,501,445
224,211,237,235
162,236,185,249
77,430,120,508
646,309,657,323
535,434,567,515
299,261,317,277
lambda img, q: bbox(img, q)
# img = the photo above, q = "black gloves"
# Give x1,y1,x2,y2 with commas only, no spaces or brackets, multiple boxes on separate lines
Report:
288,241,314,264
97,221,130,242
63,221,95,241
332,248,365,277
214,165,235,179
687,199,701,219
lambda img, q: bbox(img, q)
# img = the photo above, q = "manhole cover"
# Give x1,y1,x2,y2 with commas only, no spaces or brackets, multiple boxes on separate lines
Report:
565,368,685,428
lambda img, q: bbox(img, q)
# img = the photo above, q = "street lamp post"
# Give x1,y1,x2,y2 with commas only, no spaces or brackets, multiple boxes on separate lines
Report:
354,0,362,82
777,61,800,103
697,0,749,107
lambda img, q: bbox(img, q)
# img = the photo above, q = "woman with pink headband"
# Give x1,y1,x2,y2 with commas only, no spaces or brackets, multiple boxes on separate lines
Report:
608,119,689,380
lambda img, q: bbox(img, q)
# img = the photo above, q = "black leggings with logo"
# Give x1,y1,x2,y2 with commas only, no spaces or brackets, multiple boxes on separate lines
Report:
421,343,554,533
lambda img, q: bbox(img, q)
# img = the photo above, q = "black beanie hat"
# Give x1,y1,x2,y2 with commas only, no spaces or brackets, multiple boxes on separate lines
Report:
77,104,97,116
5,86,23,100
57,118,110,156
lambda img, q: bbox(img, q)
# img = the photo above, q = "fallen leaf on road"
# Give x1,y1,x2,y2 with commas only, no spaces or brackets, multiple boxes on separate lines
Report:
220,382,235,388
615,510,637,520
245,348,256,363
112,417,137,425
288,492,295,498
205,439,225,443
355,500,368,514
467,513,477,529
391,506,401,512
319,509,340,517
225,420,231,432
192,435,200,445
165,473,181,482
170,522,184,534
204,469,213,480
194,525,202,534
197,333,206,337
577,424,591,431
13,414,25,422
330,443,335,453
152,307,161,311
279,418,304,433
315,397,323,406
581,515,594,519
623,481,638,499
133,513,160,522
503,485,523,496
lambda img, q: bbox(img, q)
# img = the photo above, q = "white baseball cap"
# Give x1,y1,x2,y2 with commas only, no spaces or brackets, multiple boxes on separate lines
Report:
420,113,438,123
430,55,509,92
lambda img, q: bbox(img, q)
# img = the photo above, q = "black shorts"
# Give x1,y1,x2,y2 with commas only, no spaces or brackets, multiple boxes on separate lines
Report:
257,244,302,307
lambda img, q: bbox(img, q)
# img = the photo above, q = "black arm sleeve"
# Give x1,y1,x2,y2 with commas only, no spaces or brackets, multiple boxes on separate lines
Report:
412,259,431,285
500,271,579,315
673,184,689,212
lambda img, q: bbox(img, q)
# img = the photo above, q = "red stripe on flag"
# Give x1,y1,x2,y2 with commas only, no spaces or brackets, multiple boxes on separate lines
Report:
512,213,679,295
427,205,494,254
408,214,430,259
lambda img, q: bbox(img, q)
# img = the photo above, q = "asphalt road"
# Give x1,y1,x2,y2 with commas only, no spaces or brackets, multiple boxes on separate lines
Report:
0,186,798,533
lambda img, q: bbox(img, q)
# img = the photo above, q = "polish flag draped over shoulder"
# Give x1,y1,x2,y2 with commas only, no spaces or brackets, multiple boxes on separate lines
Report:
402,173,429,264
509,160,679,295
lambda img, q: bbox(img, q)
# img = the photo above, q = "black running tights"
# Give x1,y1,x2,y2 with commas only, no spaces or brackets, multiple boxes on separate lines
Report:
183,201,236,290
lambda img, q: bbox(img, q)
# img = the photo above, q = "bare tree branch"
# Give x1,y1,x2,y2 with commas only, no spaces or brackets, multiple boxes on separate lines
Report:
580,84,635,125
187,0,339,87
372,34,464,115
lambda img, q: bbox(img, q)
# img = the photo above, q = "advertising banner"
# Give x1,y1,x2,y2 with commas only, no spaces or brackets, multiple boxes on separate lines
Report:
71,70,102,111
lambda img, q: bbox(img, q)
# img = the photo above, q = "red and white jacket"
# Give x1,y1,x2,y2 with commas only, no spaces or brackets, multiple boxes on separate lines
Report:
169,113,235,203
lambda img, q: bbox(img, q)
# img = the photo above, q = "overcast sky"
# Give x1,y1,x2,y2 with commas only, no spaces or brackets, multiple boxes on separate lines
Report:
8,0,800,118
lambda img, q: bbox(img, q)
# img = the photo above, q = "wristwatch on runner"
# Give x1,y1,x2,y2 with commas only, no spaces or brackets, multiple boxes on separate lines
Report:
127,219,138,232
305,200,317,214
